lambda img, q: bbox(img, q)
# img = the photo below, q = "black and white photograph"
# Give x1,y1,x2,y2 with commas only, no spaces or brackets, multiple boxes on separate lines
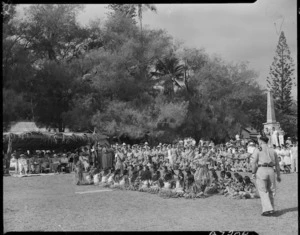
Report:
2,1,297,234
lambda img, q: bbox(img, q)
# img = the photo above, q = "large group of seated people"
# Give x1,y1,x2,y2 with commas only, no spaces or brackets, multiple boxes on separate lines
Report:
5,136,297,177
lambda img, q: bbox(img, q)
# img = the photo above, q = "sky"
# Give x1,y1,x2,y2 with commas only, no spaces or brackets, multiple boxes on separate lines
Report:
75,0,297,99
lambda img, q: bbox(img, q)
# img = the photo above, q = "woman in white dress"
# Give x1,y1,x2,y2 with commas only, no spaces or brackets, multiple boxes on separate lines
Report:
271,127,279,147
282,145,291,171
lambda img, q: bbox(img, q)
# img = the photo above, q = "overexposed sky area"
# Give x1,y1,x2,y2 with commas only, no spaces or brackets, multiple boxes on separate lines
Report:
76,0,297,99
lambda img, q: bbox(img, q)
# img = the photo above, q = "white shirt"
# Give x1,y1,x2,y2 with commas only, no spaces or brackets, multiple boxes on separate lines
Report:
167,149,173,164
277,149,285,157
271,130,279,146
278,134,284,146
282,149,291,165
291,146,298,159
247,146,255,154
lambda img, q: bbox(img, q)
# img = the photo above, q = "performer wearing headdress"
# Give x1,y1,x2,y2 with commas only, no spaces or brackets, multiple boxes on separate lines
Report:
174,169,184,192
115,152,124,175
74,157,84,185
193,146,212,193
184,169,194,193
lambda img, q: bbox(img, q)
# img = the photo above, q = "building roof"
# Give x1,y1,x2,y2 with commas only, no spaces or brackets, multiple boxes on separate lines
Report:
242,127,258,134
8,121,47,133
7,121,71,133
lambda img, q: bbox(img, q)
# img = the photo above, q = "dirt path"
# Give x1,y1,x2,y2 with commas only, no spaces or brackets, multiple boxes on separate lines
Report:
3,172,298,234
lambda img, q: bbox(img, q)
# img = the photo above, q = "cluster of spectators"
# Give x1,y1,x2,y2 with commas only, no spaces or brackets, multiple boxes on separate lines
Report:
275,143,298,173
4,136,297,178
6,150,76,175
75,143,260,199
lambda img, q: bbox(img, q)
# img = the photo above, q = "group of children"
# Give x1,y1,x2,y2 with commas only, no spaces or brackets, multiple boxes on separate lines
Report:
70,138,262,199
75,158,259,200
218,171,259,199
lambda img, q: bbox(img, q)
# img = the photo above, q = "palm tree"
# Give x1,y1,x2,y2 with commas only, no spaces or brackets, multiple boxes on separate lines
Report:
152,54,185,95
135,4,157,38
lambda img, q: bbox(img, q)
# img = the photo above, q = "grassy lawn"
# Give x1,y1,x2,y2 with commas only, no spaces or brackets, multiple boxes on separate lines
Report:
3,172,298,234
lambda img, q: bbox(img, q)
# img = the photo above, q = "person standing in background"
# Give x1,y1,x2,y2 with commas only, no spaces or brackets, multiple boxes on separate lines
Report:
290,141,298,173
264,128,272,147
278,128,285,147
271,127,279,148
101,146,109,170
96,144,102,170
282,145,291,172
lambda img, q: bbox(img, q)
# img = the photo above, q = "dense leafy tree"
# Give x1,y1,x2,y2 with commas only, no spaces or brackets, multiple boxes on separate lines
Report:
3,4,36,126
107,4,137,23
180,57,266,143
3,4,295,142
32,61,78,132
20,4,88,62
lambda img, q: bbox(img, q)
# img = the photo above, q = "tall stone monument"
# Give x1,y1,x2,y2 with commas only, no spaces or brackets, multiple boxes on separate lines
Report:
263,89,281,147
263,90,280,131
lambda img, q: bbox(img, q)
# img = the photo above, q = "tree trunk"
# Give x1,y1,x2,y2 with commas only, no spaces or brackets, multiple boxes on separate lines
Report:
117,134,121,144
58,120,64,132
7,134,12,155
30,97,35,122
140,19,143,43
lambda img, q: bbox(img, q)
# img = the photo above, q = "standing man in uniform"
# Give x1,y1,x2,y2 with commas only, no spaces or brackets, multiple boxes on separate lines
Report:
251,135,281,216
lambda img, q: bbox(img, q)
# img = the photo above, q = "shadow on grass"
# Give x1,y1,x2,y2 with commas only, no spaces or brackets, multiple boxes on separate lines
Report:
271,207,298,217
75,183,94,186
